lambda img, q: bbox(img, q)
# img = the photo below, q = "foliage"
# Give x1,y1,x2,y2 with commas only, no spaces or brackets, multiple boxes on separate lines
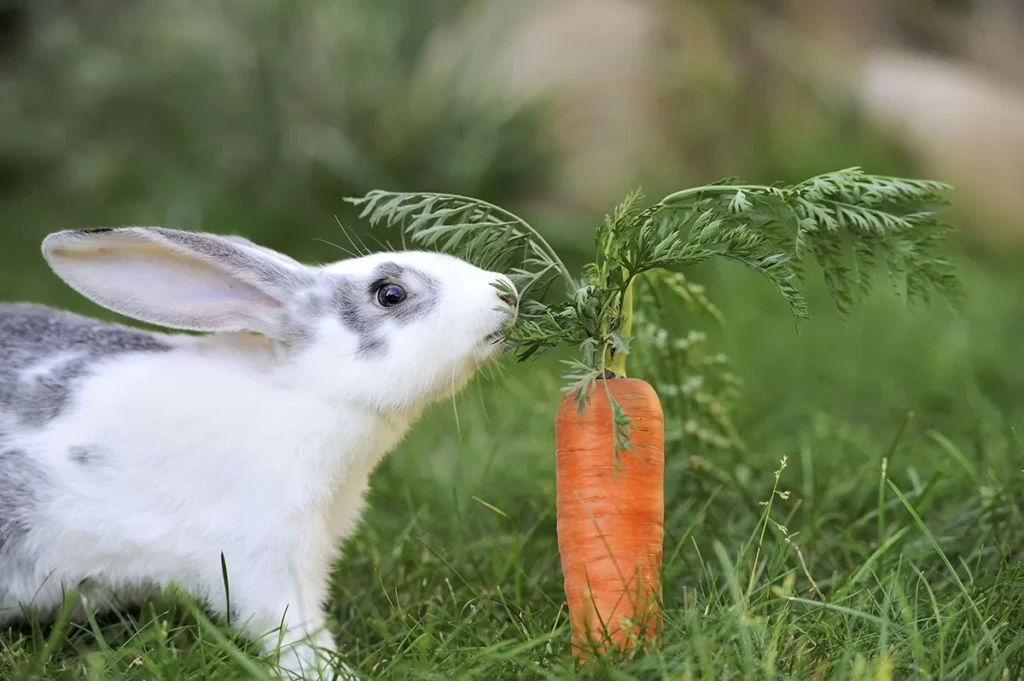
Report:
0,0,553,252
628,269,745,453
348,167,962,448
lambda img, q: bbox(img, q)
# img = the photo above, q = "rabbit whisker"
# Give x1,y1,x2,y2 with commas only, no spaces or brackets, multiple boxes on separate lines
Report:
332,215,371,257
312,237,360,259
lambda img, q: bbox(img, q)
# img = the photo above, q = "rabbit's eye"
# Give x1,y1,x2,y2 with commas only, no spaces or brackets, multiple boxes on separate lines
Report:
375,283,407,307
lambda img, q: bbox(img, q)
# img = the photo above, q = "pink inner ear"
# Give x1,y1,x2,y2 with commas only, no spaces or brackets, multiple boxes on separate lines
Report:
48,242,285,334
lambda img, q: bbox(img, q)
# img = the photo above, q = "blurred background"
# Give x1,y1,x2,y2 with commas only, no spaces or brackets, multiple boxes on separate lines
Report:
2,0,1024,432
4,0,1024,259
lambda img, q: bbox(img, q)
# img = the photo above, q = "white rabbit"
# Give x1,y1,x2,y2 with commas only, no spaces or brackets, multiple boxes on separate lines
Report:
0,226,518,679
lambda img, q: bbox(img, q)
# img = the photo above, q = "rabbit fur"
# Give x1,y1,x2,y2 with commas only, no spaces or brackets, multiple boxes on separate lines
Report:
0,226,518,679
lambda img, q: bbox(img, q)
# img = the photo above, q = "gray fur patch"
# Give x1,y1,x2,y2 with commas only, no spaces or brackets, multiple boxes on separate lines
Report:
0,448,45,556
0,303,172,428
330,263,441,357
154,228,314,293
282,286,335,349
69,446,99,465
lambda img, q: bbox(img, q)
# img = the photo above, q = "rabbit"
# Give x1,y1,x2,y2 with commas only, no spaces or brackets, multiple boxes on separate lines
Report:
0,226,518,679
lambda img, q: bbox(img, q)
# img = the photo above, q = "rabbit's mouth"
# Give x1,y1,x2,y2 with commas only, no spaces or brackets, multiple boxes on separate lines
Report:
485,308,516,346
474,325,510,364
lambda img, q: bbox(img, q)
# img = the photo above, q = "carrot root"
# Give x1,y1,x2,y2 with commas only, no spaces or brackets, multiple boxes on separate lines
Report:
555,377,665,663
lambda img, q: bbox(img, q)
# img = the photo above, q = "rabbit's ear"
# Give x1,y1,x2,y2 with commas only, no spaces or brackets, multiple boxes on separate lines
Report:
219,234,307,270
42,227,315,337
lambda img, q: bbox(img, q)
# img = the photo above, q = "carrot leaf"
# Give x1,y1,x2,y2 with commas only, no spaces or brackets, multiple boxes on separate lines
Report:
348,167,963,450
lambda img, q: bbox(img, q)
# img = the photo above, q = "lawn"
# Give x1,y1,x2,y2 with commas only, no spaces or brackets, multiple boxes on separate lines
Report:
2,234,1023,681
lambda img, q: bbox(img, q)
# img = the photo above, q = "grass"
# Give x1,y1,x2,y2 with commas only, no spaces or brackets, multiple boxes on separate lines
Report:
2,236,1024,680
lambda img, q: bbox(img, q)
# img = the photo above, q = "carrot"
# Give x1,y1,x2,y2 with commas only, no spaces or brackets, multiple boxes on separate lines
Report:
555,376,664,662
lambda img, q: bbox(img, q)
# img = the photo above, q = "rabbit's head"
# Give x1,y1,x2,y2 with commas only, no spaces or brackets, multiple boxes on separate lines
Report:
41,227,517,413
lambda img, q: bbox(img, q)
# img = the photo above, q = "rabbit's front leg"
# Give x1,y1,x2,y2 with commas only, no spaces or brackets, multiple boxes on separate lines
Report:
266,614,338,681
213,561,353,680
273,626,354,681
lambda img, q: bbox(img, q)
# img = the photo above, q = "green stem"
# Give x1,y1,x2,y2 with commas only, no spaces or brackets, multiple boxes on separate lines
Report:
658,184,767,206
408,191,577,294
608,278,634,378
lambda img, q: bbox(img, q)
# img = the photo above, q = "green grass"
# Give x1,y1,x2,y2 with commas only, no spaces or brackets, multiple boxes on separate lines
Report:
2,239,1024,680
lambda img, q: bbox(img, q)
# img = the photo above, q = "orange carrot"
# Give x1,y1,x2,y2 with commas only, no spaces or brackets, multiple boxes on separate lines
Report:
555,377,664,663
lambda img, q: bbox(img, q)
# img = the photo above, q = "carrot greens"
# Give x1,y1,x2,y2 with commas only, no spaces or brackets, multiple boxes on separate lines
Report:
347,167,962,400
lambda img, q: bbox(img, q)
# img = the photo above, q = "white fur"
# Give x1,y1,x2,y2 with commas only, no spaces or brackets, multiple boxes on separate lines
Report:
0,228,517,680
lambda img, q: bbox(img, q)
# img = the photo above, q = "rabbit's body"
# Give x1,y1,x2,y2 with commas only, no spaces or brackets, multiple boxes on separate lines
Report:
0,228,516,679
0,303,403,626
